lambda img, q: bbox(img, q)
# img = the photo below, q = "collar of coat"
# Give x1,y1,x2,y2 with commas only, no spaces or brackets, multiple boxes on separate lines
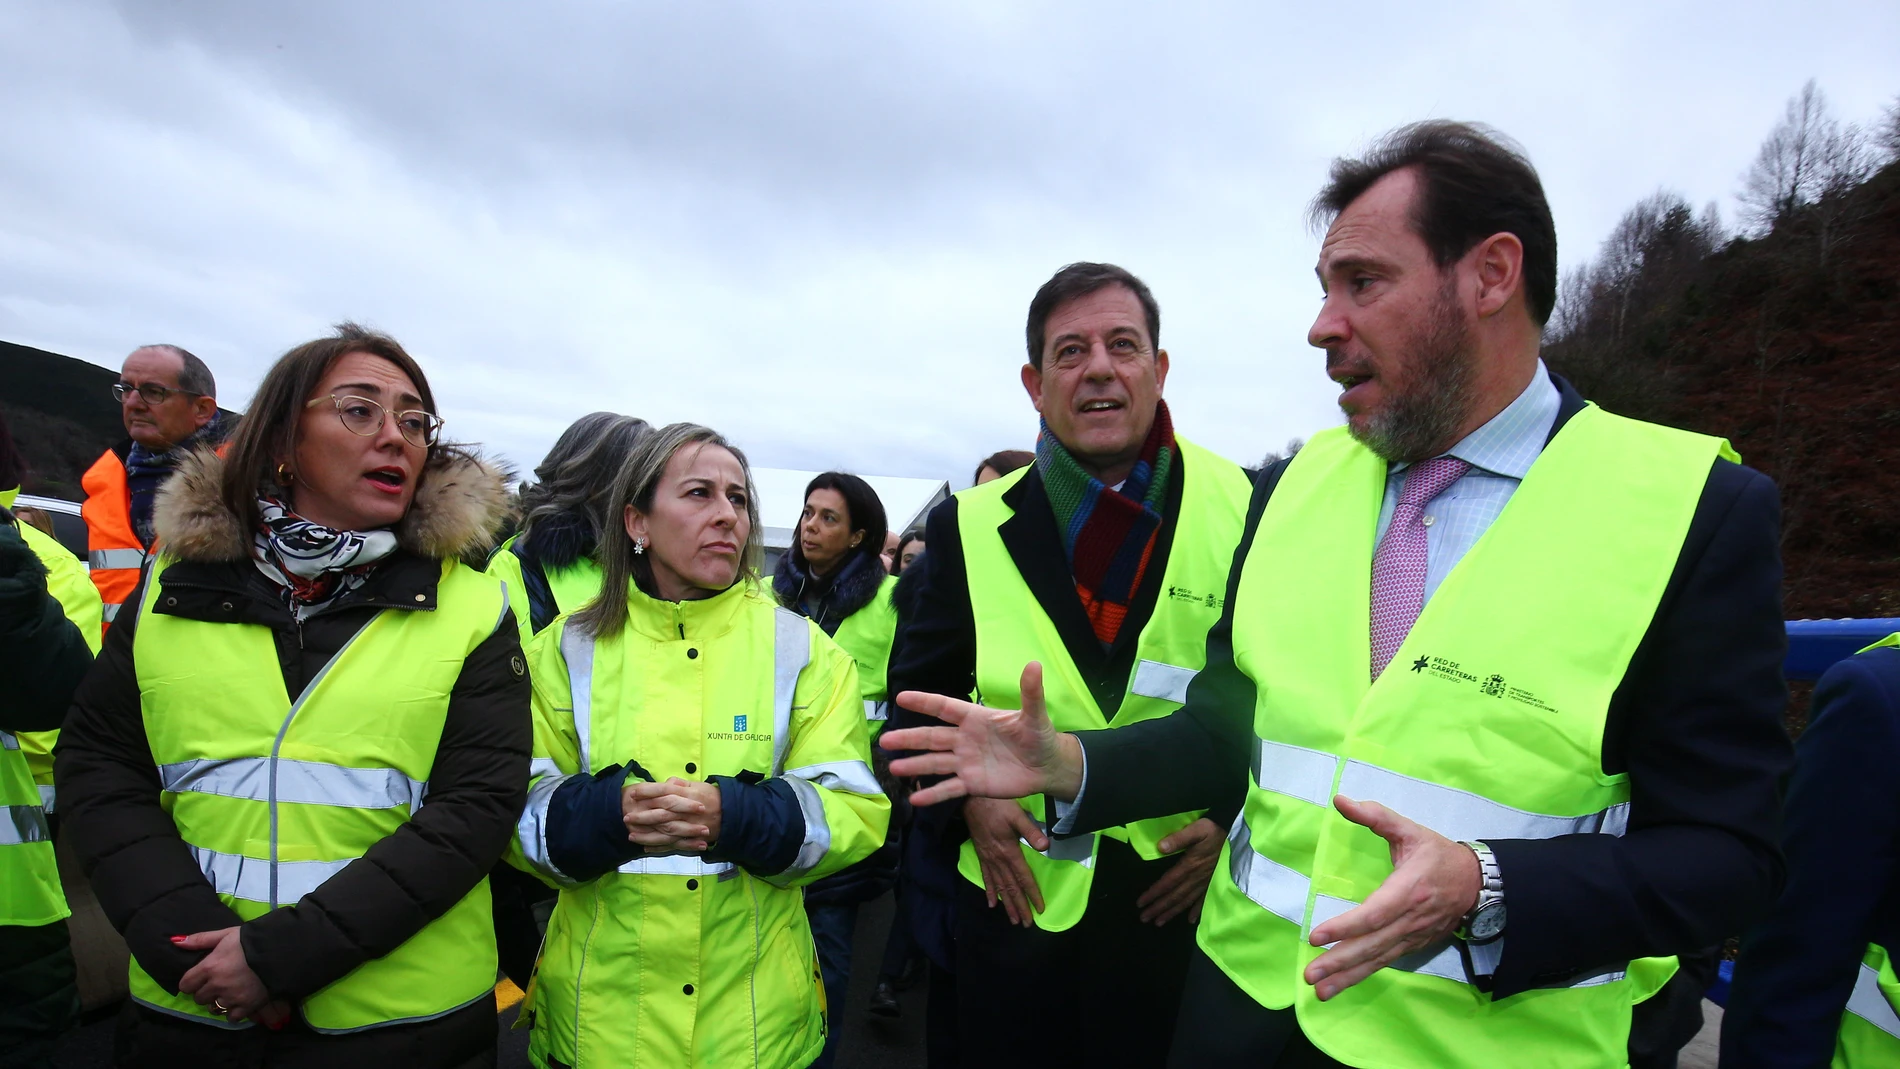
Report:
772,548,887,633
153,445,513,564
624,573,767,642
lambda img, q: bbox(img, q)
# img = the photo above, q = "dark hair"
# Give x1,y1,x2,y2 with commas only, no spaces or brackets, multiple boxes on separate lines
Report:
0,409,22,491
221,323,437,532
1310,121,1558,326
135,344,217,398
1024,262,1161,369
792,472,886,575
516,412,653,550
894,528,925,570
973,449,1033,485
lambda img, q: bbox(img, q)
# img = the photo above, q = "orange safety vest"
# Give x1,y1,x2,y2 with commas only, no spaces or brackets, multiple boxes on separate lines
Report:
81,447,147,629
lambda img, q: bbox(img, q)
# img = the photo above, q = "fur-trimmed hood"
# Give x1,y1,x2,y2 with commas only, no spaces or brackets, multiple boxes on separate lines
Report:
154,446,514,564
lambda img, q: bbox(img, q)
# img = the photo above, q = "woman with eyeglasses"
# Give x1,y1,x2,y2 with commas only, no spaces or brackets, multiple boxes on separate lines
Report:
510,423,889,1069
57,323,529,1068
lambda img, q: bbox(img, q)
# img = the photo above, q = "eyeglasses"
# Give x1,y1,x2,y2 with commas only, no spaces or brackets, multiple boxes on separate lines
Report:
113,381,203,406
306,394,444,448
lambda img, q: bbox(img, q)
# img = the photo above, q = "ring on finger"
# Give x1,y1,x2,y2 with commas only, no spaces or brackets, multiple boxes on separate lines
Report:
213,999,229,1014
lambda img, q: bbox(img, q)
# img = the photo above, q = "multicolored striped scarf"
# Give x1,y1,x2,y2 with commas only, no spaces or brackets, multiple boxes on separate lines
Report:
1035,401,1175,647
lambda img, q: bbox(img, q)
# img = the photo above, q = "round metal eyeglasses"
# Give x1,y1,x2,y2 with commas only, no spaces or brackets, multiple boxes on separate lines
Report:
305,394,444,448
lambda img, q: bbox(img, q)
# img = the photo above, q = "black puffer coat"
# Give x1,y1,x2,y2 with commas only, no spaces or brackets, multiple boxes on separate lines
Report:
55,448,529,1064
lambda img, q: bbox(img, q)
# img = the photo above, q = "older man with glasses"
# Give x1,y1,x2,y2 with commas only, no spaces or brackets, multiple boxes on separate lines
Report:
82,344,225,629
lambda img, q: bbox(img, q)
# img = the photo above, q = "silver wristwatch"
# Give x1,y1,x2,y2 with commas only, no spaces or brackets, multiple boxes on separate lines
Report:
1457,840,1506,945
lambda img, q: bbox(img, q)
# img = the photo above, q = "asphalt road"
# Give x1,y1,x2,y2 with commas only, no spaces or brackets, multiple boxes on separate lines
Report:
52,891,930,1069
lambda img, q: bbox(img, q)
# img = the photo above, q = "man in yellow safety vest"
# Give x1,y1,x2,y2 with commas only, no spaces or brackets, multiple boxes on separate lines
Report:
888,262,1253,1067
887,122,1793,1069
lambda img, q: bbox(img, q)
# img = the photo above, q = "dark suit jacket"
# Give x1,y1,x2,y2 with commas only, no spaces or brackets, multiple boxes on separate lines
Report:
1723,644,1900,1067
1066,373,1794,998
887,451,1252,954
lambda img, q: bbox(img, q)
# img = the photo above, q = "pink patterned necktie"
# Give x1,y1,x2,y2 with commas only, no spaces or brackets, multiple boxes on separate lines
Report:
1369,455,1471,678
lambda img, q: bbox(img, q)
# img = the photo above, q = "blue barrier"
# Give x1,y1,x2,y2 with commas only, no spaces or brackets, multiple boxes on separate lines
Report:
1784,619,1900,681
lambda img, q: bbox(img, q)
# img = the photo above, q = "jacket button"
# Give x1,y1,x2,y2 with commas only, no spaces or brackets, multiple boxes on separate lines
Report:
414,593,427,603
220,601,234,612
164,597,177,607
686,879,699,891
684,762,696,774
687,648,698,659
682,984,695,995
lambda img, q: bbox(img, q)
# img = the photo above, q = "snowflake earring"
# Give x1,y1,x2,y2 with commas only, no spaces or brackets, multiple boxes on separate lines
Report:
633,538,647,555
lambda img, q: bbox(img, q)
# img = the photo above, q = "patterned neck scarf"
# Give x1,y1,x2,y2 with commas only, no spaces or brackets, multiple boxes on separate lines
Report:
1035,400,1176,647
251,495,399,621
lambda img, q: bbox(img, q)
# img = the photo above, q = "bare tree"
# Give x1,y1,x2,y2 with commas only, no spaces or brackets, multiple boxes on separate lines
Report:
1738,80,1841,233
1258,438,1304,467
1880,95,1900,163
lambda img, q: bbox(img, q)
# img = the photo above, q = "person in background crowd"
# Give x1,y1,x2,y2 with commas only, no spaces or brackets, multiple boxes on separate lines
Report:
1724,632,1900,1067
82,344,226,630
487,412,653,651
972,449,1033,487
772,472,901,1067
483,411,651,989
895,529,926,573
509,424,888,1069
0,501,96,1068
888,262,1256,1068
0,413,103,827
881,529,901,574
887,123,1791,1069
57,324,528,1068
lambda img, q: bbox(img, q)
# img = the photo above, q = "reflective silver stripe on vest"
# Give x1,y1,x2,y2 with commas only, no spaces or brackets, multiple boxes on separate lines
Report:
1,804,51,846
90,548,147,570
38,785,55,814
617,855,736,877
0,731,17,750
1335,759,1630,841
768,774,832,884
191,845,353,903
159,757,427,811
515,769,581,885
787,760,884,797
1032,818,1095,866
102,601,122,623
770,609,810,777
1847,961,1900,1040
561,625,598,774
864,699,888,721
1226,817,1306,926
493,580,511,636
1253,739,1341,808
1129,660,1198,704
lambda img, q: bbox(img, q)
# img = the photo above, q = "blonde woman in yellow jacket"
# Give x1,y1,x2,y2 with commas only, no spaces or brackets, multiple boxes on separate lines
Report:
512,423,889,1069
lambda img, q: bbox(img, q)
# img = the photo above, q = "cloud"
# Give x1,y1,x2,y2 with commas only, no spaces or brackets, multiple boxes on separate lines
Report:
2,0,1895,485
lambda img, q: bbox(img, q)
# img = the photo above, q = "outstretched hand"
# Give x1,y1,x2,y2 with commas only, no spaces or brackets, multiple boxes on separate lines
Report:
880,662,1083,807
1303,796,1480,1001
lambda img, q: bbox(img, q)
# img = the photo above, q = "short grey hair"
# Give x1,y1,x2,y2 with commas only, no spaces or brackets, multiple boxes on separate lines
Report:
573,422,763,638
516,412,653,551
134,344,217,399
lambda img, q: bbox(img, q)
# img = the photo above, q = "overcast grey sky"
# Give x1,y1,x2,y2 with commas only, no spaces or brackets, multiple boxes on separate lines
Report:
3,0,1894,483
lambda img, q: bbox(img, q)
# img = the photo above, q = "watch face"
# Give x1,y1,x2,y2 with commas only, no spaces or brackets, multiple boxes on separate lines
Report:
1469,902,1506,942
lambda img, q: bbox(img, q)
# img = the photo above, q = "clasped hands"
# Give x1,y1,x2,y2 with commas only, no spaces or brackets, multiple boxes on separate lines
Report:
882,661,1481,998
172,928,289,1026
622,776,722,853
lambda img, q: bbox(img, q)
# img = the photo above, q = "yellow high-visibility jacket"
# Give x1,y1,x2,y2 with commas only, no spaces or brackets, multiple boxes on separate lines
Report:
513,578,889,1068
